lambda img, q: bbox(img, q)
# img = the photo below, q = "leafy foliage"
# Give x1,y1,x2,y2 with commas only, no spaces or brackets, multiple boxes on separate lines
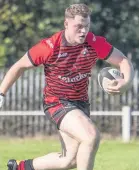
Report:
0,0,139,68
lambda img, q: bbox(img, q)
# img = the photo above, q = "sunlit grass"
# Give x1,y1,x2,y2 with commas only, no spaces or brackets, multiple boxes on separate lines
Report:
0,138,139,170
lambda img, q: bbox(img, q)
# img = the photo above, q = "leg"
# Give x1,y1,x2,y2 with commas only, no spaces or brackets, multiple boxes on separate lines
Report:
32,130,79,170
59,130,78,169
59,109,100,170
7,131,79,170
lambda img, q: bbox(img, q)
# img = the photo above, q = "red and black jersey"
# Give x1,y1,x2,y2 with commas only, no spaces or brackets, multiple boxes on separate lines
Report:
28,30,113,102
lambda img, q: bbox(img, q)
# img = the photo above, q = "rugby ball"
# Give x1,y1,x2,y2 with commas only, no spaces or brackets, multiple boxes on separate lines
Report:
98,67,124,92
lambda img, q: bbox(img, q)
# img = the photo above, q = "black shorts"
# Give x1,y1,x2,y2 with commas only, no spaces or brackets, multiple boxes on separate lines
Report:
43,99,90,129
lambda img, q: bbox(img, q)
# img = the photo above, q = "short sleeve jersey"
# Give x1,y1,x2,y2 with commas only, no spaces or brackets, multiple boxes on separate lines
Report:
28,31,113,102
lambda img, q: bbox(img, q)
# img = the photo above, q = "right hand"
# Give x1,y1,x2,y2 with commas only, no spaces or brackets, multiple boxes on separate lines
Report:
0,93,5,109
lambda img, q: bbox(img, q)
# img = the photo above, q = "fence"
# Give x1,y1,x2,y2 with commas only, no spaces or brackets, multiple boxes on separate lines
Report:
0,67,139,111
0,106,139,142
0,68,139,139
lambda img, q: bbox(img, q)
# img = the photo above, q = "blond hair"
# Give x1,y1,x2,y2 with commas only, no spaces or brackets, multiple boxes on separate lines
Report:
65,4,91,18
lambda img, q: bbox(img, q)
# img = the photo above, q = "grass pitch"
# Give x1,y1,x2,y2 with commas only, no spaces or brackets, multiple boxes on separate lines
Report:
0,138,139,170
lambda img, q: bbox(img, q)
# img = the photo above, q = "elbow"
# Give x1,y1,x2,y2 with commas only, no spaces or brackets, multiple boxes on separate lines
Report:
120,58,135,82
120,58,134,71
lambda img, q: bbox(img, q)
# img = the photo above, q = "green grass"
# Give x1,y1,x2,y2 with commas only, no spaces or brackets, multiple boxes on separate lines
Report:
0,138,139,170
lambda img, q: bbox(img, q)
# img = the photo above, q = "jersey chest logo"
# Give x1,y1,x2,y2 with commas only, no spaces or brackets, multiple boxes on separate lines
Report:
58,52,68,58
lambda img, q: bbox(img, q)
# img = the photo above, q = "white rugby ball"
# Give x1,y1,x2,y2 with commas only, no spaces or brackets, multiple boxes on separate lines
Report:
98,67,124,92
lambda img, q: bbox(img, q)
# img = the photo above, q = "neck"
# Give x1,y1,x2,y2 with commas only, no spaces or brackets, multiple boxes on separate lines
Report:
64,30,78,46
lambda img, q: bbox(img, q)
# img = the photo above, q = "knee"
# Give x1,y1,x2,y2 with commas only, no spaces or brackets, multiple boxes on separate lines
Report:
60,157,76,169
83,128,101,148
70,158,76,169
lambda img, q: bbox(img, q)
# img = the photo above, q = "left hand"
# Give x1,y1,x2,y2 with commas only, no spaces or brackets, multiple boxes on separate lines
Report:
105,79,129,95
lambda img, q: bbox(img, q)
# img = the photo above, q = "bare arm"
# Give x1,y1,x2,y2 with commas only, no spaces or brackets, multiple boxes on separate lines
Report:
0,53,34,95
106,47,134,86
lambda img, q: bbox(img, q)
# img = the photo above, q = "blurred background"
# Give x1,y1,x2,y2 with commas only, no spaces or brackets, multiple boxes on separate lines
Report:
0,1,139,170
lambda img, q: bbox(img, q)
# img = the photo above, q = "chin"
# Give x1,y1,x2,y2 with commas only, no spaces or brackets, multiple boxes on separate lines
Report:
77,39,85,44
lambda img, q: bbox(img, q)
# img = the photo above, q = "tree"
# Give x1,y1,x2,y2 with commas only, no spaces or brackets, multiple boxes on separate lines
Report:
0,0,139,69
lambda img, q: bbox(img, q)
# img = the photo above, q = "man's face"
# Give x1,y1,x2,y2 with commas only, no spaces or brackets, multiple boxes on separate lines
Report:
65,15,90,45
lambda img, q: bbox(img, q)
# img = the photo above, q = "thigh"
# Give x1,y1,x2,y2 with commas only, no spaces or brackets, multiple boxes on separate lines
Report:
59,109,99,142
43,99,90,129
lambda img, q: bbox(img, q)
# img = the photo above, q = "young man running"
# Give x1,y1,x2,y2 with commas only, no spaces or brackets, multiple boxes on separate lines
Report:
0,3,134,170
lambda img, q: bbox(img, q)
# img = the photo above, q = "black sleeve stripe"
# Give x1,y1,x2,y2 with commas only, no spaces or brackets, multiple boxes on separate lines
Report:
27,51,38,67
104,46,114,60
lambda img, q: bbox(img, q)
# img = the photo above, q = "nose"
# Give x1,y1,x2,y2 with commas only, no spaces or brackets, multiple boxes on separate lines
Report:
81,27,86,33
80,27,88,34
